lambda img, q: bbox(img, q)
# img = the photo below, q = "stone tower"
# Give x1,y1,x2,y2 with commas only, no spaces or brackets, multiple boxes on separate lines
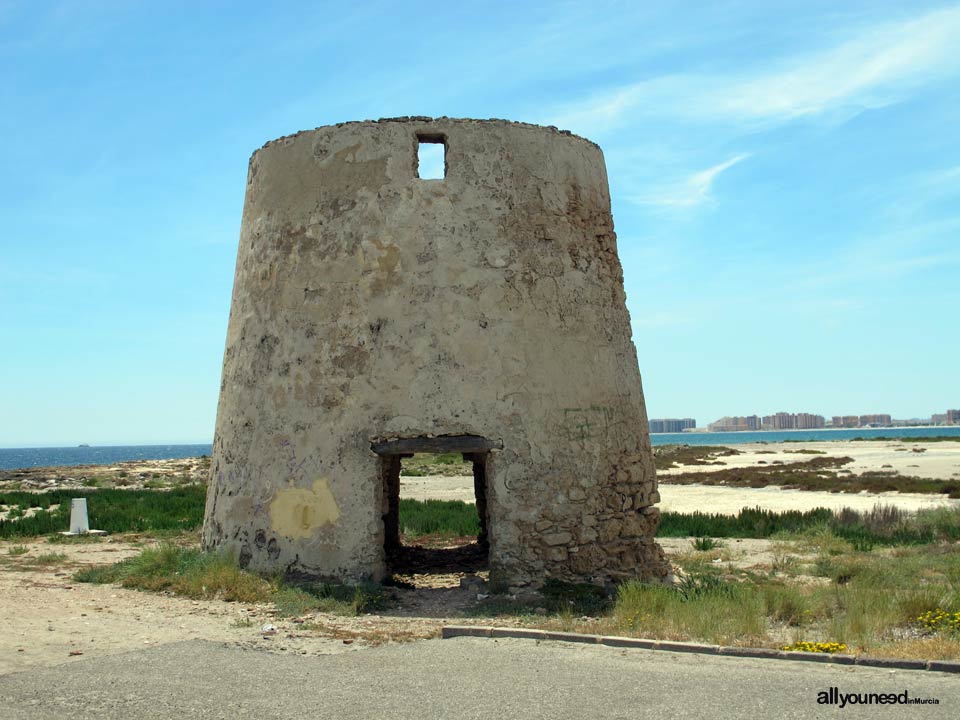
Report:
203,117,669,591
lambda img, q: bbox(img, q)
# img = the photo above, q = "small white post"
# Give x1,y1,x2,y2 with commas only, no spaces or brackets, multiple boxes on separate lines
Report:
69,498,90,534
61,498,106,536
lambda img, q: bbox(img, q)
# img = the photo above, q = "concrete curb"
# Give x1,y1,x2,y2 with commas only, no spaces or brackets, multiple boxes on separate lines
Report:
440,626,960,674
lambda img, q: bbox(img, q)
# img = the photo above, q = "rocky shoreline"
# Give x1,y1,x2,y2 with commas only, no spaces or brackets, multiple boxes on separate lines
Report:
0,456,210,492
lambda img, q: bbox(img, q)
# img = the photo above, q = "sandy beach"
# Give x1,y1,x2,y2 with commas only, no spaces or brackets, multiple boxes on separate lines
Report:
656,439,960,481
402,438,960,515
403,475,958,515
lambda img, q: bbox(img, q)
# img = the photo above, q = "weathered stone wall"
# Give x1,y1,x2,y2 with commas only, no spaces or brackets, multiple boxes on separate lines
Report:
203,117,670,590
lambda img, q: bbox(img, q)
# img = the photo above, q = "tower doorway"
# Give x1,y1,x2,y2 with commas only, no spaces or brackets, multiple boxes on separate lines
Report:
373,435,497,576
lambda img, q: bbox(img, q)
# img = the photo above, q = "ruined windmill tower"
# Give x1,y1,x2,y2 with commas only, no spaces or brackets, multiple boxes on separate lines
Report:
203,117,670,591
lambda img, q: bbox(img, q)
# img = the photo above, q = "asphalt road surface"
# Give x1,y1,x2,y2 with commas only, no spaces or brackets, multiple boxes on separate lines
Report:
1,637,956,719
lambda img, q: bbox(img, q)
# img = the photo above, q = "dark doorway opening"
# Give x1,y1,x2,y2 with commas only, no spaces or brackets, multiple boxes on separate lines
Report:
374,435,498,576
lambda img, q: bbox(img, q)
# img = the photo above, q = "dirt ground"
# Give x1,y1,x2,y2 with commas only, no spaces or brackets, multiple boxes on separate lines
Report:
0,536,495,675
0,533,798,675
3,438,959,675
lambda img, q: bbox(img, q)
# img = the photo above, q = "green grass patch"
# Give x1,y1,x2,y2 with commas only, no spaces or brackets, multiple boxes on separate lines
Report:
399,498,480,538
608,544,960,652
540,579,611,615
74,544,387,615
470,579,612,618
5,485,953,553
614,572,768,645
74,544,270,601
659,505,960,546
0,486,206,539
281,579,388,615
659,506,836,538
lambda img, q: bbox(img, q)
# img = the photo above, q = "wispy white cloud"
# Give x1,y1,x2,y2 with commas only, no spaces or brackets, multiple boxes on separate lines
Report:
714,6,960,122
763,215,960,294
634,154,750,209
910,164,960,198
864,163,960,222
550,5,960,135
801,249,960,289
548,76,681,136
930,165,960,184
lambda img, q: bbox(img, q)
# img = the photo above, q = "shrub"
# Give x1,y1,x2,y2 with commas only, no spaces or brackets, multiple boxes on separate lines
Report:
692,537,722,552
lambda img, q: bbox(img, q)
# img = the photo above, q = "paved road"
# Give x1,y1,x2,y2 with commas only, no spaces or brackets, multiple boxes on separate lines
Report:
1,637,956,719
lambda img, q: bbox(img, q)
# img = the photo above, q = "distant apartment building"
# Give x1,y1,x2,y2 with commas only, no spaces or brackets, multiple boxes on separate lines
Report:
708,415,761,432
832,415,860,428
761,412,825,430
931,413,947,425
795,413,826,429
947,409,960,425
859,414,892,427
649,418,697,433
762,412,795,430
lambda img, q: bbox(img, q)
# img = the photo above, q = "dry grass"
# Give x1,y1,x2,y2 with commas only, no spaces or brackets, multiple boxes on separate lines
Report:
297,622,439,645
878,636,960,660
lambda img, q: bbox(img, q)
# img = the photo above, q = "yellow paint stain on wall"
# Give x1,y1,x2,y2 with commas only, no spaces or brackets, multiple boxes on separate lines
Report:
269,478,340,539
359,238,402,276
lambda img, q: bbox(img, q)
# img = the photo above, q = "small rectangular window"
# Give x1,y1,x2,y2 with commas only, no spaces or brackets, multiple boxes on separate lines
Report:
416,135,446,179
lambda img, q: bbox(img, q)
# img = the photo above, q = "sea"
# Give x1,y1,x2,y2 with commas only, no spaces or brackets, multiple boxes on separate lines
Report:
1,426,959,471
0,444,212,471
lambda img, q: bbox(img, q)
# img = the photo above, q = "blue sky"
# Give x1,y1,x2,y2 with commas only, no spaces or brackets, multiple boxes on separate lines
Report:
1,1,958,446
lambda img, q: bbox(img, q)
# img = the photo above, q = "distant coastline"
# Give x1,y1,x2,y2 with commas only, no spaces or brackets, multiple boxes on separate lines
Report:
2,426,959,471
647,426,960,446
658,424,957,434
